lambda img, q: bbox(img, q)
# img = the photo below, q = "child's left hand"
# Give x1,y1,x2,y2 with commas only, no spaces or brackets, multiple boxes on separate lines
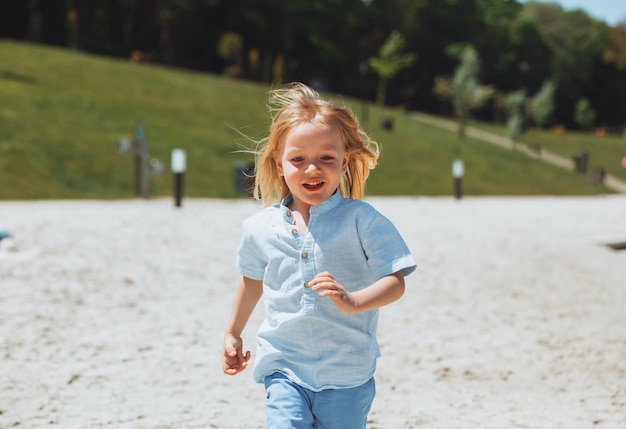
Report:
308,271,356,313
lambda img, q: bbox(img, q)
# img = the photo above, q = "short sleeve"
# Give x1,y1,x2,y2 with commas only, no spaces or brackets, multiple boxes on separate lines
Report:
236,218,267,280
360,212,416,280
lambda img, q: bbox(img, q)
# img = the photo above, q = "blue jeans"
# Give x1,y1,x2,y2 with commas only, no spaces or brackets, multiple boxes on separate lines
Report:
263,372,376,429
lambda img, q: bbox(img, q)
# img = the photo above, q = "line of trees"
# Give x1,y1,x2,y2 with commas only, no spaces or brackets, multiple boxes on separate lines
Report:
2,0,625,131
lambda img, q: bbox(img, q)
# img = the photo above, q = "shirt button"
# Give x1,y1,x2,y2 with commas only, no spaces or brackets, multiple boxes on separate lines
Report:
285,210,292,217
304,281,310,288
291,228,298,235
301,251,308,259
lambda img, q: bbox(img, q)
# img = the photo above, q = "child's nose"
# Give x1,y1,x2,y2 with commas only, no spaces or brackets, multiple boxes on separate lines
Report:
305,162,320,173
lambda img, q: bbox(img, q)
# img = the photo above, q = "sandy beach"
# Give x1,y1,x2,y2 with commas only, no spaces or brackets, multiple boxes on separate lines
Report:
1,196,625,428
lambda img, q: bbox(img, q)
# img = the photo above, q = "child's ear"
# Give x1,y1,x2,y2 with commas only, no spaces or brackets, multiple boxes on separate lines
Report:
275,156,284,176
341,153,349,173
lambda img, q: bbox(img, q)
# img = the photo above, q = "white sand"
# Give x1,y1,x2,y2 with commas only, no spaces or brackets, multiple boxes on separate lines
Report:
1,196,625,428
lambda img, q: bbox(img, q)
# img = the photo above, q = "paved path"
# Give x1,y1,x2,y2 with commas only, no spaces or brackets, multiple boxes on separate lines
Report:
410,112,626,193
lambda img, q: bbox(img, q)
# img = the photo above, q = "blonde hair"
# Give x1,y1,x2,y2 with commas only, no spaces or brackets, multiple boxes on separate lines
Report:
253,83,379,206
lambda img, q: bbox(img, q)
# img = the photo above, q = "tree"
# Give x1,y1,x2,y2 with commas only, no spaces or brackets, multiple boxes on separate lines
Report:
505,80,555,141
605,23,626,70
5,0,626,128
432,75,453,115
528,80,556,127
604,23,626,130
217,32,244,77
506,89,527,142
451,46,494,136
574,97,596,130
368,30,416,105
522,2,607,126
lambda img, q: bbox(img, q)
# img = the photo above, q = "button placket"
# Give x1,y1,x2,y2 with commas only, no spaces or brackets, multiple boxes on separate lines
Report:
299,235,316,310
282,208,312,296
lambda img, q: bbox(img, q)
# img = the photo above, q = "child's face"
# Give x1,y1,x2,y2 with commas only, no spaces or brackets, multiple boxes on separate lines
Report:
276,122,348,211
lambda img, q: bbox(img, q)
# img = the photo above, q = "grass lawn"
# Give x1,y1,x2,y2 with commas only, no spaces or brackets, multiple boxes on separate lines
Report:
0,40,616,199
472,121,626,181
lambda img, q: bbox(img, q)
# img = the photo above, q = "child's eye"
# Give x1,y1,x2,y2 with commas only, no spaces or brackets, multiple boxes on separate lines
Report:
291,156,304,162
321,155,335,161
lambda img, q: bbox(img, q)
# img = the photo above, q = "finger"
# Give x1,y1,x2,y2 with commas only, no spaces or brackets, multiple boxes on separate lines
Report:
312,280,340,292
226,352,241,362
318,289,341,297
223,360,239,375
315,271,334,281
223,345,238,357
223,358,239,373
235,350,251,367
224,366,241,375
224,355,248,374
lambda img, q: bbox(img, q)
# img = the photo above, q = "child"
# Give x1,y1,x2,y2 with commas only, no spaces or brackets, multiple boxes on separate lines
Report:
222,82,416,429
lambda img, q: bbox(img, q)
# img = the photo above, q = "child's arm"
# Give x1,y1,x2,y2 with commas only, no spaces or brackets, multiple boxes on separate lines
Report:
222,275,263,375
309,271,405,314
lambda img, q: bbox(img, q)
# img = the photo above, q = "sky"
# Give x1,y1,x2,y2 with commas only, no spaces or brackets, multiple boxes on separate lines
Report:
520,0,626,26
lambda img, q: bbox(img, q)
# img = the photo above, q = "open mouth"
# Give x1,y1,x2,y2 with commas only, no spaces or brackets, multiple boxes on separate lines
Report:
303,181,324,190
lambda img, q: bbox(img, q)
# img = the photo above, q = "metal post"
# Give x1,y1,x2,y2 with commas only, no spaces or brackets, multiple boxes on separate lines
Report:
134,124,150,199
140,150,149,199
117,124,162,199
171,149,186,207
452,159,464,200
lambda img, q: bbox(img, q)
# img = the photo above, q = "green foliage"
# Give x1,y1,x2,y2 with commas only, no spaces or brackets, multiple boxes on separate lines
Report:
368,31,416,79
606,24,626,70
528,80,556,127
5,0,626,128
451,46,494,136
3,0,626,128
217,32,243,63
433,76,453,101
217,32,244,77
0,41,614,199
368,31,417,105
505,89,527,140
522,2,610,125
507,113,524,142
574,98,597,130
505,80,555,140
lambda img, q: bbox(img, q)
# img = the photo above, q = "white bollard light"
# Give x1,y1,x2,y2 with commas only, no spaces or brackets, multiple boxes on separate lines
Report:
171,149,186,207
452,159,464,199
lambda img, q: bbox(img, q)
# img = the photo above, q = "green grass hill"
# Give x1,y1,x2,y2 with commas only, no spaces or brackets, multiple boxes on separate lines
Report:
1,40,622,200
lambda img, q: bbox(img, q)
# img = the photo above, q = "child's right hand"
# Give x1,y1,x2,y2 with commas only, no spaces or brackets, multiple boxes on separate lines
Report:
222,334,251,375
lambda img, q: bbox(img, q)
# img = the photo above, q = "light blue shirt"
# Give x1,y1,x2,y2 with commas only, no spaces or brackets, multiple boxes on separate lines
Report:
236,191,416,391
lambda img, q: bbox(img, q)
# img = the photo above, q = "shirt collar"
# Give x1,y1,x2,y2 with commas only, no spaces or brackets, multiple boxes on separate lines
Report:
280,190,343,216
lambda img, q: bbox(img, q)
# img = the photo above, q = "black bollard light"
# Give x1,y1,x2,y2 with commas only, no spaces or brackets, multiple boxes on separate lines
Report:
171,148,186,207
